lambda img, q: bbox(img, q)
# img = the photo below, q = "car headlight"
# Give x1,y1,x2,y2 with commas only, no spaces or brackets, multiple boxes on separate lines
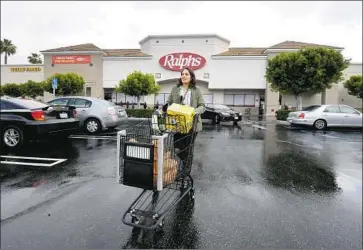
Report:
221,112,230,116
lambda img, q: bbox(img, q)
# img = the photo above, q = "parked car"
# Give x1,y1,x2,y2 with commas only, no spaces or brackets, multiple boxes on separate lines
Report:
47,96,128,134
0,96,79,149
286,104,363,130
201,104,242,124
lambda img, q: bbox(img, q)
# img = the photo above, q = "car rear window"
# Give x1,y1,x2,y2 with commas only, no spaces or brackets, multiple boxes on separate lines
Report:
8,98,48,109
302,105,321,111
98,100,115,106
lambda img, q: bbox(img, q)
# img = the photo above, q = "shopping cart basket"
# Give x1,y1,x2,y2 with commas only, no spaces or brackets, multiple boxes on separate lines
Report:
117,111,199,231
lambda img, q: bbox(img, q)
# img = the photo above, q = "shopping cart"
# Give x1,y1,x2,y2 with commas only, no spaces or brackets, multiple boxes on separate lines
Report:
117,111,199,231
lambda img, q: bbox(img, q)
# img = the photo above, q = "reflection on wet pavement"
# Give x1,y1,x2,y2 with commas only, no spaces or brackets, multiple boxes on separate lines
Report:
123,198,199,249
264,151,340,194
0,121,362,249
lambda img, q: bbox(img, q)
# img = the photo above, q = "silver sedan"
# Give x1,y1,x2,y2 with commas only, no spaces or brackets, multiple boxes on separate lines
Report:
48,96,128,134
287,104,362,130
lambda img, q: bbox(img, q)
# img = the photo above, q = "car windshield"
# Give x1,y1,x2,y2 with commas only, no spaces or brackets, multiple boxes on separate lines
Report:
302,105,321,111
8,98,48,109
212,104,230,110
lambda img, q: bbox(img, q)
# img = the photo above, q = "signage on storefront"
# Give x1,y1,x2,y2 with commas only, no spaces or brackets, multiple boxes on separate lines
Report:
52,55,91,64
159,52,206,71
10,67,42,72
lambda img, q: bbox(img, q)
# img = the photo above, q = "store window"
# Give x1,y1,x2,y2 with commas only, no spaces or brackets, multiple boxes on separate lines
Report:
203,94,213,104
86,87,92,97
223,94,256,107
115,94,145,104
104,92,112,101
155,93,169,105
244,95,255,106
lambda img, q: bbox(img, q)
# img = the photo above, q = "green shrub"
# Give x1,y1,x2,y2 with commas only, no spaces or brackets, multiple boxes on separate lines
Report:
126,109,153,118
275,110,291,121
1,83,22,97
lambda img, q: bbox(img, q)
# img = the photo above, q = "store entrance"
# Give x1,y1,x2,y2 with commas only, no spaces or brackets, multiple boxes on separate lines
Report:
259,94,265,115
104,88,113,102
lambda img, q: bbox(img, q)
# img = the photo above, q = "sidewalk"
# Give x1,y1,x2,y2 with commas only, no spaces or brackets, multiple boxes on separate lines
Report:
240,116,289,126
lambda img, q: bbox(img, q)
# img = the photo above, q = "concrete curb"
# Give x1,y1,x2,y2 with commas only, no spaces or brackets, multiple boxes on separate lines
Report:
126,117,149,121
276,120,289,126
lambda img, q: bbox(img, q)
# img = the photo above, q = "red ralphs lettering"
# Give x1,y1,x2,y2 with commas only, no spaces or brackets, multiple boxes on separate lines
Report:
159,52,206,71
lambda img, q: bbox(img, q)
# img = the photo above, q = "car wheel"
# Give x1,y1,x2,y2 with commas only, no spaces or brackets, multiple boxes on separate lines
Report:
84,118,101,134
212,114,220,124
313,119,327,130
2,125,24,149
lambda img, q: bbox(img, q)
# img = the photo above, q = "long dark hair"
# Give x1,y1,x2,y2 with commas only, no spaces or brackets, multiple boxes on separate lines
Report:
178,67,196,88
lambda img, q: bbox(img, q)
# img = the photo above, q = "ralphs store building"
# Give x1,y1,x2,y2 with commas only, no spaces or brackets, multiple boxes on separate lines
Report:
102,34,269,115
15,33,359,116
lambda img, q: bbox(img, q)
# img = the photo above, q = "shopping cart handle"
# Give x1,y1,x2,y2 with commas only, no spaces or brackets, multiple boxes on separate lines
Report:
162,103,169,112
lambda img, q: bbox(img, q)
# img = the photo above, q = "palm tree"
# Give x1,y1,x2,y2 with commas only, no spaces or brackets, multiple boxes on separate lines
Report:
0,39,17,64
27,53,43,64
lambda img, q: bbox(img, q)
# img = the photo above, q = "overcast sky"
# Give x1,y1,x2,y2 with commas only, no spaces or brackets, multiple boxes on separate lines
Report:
1,1,362,64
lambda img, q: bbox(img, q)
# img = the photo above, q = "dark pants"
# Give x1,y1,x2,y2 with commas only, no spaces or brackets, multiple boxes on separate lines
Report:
173,131,198,175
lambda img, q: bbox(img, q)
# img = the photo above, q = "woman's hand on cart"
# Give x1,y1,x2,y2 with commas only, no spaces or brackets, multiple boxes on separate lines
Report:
162,103,169,113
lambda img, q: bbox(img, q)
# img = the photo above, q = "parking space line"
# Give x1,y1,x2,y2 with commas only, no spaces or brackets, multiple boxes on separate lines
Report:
0,155,67,167
276,139,319,149
319,134,340,139
69,135,117,140
252,125,266,130
336,171,362,183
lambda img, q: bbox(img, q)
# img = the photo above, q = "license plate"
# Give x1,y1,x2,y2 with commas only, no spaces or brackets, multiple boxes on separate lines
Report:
60,112,68,119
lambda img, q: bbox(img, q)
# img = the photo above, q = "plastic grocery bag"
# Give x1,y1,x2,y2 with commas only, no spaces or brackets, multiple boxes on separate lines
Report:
166,103,195,133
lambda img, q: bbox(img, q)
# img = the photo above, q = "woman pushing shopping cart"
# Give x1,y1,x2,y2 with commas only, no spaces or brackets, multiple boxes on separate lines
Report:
116,67,205,231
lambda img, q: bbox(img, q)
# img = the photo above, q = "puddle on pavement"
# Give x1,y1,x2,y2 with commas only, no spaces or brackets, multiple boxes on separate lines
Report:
263,150,341,194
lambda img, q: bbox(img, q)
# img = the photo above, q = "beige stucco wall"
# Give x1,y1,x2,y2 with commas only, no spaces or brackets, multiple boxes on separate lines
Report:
42,53,104,101
1,65,44,84
281,63,362,109
335,63,362,109
265,52,283,116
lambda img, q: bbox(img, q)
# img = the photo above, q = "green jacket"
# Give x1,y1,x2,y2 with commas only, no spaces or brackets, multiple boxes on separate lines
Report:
166,85,205,132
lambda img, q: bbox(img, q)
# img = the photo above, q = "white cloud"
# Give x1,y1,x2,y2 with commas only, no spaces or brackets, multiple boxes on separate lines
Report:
1,1,361,64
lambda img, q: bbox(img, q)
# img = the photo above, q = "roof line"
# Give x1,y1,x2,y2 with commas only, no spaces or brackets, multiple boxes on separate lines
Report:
139,34,231,45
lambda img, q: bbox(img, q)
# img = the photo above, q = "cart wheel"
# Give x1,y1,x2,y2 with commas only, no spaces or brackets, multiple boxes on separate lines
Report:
131,216,140,224
154,219,165,233
189,188,195,200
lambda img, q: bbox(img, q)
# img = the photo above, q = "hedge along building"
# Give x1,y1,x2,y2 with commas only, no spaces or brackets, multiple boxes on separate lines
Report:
39,34,362,115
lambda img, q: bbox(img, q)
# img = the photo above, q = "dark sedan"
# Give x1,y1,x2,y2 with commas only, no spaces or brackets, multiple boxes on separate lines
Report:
201,104,242,124
0,97,80,149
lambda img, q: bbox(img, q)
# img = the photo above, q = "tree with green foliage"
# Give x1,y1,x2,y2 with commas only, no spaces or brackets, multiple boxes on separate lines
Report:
343,75,362,99
0,39,17,64
116,70,160,108
265,47,350,110
43,72,86,96
1,83,23,97
20,80,45,98
27,53,43,64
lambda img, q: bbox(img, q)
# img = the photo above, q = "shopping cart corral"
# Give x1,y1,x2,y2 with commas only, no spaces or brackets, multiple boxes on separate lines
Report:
116,111,199,231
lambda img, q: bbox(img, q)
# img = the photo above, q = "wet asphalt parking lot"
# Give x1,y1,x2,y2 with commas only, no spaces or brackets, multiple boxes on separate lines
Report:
1,120,362,249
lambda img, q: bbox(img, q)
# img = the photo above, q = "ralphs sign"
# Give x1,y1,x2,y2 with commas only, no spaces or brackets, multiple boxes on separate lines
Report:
159,52,206,71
